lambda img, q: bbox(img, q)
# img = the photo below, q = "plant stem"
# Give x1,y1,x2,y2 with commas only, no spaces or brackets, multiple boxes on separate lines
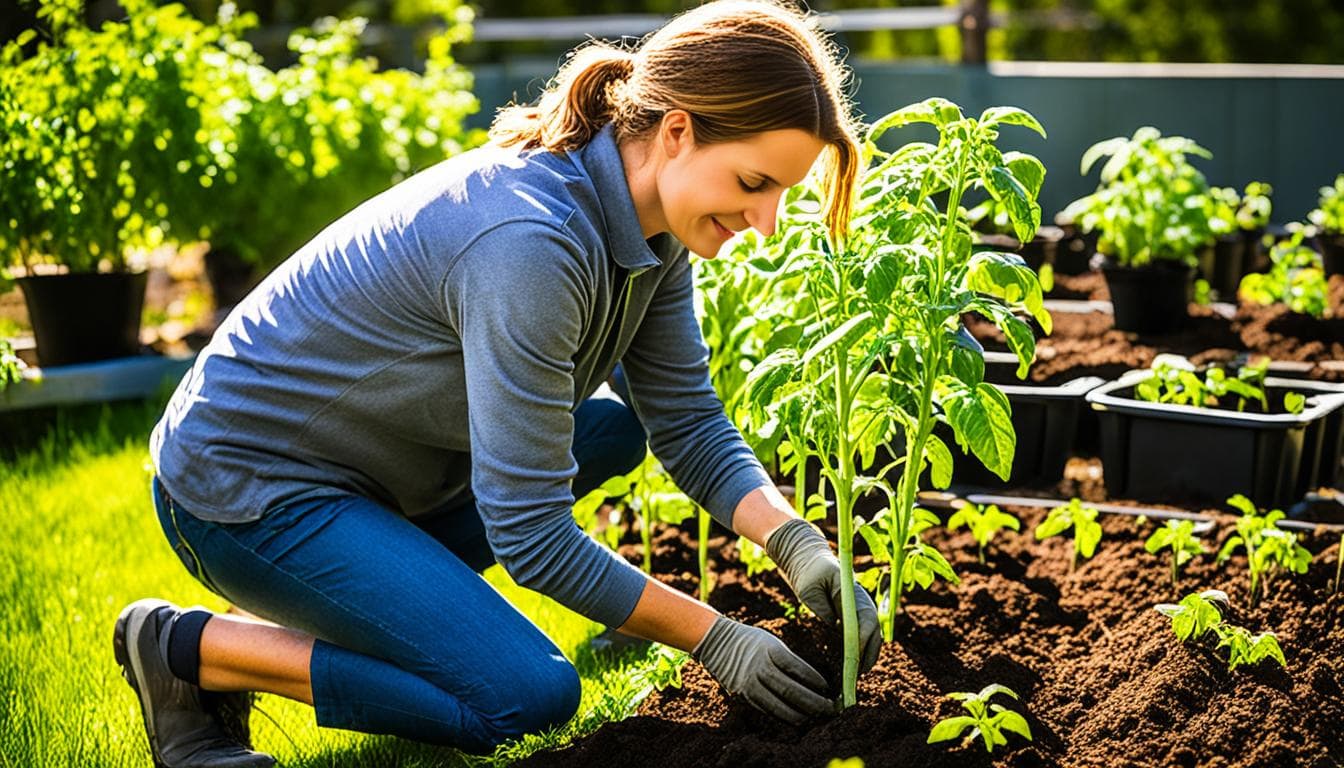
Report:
793,437,807,519
640,463,652,574
1335,534,1343,594
830,258,860,709
697,506,711,603
1171,555,1178,588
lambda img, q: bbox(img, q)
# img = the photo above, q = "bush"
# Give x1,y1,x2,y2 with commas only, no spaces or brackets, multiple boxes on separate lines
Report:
1,0,481,287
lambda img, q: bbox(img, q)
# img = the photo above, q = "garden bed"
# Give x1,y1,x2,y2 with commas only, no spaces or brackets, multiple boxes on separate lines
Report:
965,275,1344,386
520,504,1344,768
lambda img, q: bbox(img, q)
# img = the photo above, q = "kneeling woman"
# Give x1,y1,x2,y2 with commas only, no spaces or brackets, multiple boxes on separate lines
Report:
114,1,881,764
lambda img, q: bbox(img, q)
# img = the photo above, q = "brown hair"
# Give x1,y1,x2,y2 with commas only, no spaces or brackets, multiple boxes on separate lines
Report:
489,0,861,238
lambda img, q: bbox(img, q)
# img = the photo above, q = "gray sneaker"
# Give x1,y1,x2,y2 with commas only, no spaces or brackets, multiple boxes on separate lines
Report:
113,599,276,768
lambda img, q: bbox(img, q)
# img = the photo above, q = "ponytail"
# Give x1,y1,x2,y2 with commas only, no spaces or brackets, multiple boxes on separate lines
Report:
490,45,638,153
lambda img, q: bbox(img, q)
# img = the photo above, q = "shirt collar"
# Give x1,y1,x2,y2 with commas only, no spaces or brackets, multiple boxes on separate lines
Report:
577,124,664,273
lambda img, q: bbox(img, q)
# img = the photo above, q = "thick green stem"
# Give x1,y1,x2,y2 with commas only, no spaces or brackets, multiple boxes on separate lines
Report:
830,262,860,709
698,506,711,603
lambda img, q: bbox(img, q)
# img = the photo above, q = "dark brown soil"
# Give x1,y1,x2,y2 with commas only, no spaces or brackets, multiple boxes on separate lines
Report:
966,274,1344,385
519,506,1344,768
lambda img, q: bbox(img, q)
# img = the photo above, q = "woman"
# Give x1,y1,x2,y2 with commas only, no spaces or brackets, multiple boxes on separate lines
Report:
115,1,881,765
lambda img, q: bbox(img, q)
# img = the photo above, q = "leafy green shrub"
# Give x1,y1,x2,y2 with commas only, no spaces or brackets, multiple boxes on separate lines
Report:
947,503,1021,564
927,684,1033,753
1309,173,1344,234
1206,182,1273,236
1217,494,1312,605
169,5,480,277
1061,127,1216,268
1034,497,1102,573
1,0,214,273
1238,233,1330,318
1145,518,1206,587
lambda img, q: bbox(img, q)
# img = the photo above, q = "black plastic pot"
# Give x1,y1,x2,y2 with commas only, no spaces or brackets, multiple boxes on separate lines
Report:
203,245,260,320
16,272,148,367
941,354,1105,487
1087,372,1344,508
1198,234,1247,300
1317,233,1344,277
1099,260,1194,335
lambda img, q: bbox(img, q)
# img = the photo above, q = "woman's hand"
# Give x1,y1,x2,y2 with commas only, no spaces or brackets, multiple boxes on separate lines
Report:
765,518,881,673
692,615,834,724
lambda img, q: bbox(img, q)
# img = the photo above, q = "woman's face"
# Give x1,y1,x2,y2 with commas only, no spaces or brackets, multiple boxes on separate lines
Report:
655,119,827,258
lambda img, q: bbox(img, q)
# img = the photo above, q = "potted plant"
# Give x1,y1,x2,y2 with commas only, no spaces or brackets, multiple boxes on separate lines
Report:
1238,233,1330,319
1202,182,1273,299
1308,173,1344,276
0,0,209,367
1061,127,1217,334
1086,355,1344,508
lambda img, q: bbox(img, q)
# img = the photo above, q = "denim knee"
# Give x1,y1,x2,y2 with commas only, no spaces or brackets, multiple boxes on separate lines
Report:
476,655,581,744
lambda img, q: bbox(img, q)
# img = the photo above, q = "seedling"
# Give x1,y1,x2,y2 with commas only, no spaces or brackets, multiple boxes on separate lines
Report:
927,683,1033,754
1154,589,1228,642
947,503,1021,564
1134,354,1270,413
1238,232,1330,319
1034,498,1103,573
1144,519,1205,587
1215,625,1286,671
1217,494,1311,605
858,507,960,613
1154,590,1285,671
1309,173,1344,235
628,454,695,574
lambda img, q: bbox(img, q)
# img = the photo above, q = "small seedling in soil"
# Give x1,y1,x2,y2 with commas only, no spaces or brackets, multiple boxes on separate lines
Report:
1035,498,1103,572
1145,519,1206,587
1217,494,1311,605
737,535,777,578
1154,589,1229,642
1155,589,1286,671
928,683,1033,754
1215,624,1286,671
859,507,960,613
947,503,1021,564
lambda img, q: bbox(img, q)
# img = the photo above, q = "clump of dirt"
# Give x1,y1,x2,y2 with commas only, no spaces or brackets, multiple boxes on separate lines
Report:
519,508,1344,768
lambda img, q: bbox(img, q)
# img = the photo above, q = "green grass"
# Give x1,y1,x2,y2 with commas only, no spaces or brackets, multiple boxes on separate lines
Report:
0,403,659,767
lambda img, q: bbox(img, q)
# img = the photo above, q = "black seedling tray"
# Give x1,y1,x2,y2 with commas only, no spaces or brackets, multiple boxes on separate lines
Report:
1086,372,1344,508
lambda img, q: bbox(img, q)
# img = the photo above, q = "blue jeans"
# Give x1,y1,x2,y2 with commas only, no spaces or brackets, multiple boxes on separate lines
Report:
152,380,645,753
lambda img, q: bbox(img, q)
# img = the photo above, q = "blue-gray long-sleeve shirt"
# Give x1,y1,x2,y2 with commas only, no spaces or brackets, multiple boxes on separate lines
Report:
150,125,771,629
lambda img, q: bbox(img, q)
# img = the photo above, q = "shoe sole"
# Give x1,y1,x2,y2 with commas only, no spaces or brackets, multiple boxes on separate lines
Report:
114,598,172,768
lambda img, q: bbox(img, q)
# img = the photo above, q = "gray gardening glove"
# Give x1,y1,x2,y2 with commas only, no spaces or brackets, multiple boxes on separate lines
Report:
692,615,834,724
766,517,881,673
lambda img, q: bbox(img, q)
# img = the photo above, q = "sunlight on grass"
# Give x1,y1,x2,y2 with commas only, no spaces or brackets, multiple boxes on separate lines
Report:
0,405,655,767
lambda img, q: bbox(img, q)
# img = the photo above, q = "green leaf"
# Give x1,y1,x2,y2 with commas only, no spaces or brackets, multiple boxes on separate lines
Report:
1284,391,1306,415
928,716,977,744
801,311,874,369
941,382,1016,480
979,106,1046,138
985,166,1043,243
1003,152,1046,199
995,710,1033,741
925,433,954,490
965,251,1051,334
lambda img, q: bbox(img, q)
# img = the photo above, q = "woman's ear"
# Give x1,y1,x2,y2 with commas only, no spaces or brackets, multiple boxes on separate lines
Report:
657,109,696,159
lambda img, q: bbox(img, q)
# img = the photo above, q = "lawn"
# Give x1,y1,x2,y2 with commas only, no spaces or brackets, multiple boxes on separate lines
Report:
0,402,657,767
